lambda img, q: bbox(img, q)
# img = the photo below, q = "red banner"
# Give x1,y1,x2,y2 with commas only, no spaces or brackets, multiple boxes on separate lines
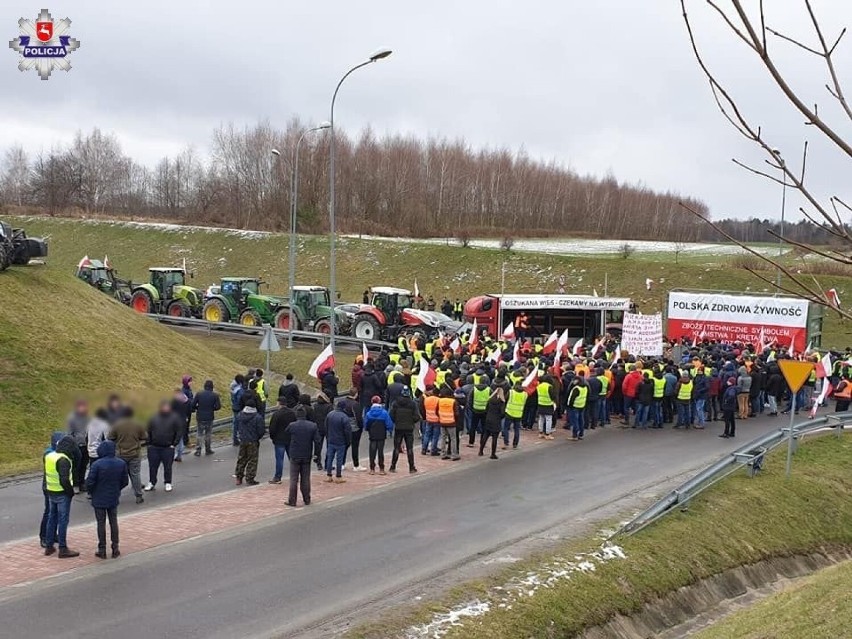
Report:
666,319,806,351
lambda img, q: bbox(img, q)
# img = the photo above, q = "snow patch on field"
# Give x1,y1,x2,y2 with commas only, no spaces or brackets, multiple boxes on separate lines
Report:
404,542,627,638
71,218,273,239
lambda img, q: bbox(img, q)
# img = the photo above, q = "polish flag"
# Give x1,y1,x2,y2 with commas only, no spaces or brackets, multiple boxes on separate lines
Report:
804,340,813,356
757,327,766,353
362,342,370,364
416,362,437,393
502,322,515,340
572,338,584,357
811,377,833,417
103,255,112,270
450,336,461,354
468,318,479,353
816,352,833,378
77,255,92,270
521,366,539,388
826,288,841,308
308,344,335,381
590,340,604,359
555,329,569,358
488,347,502,364
541,330,559,355
414,279,420,299
182,257,188,274
593,288,599,297
609,343,621,369
509,341,520,366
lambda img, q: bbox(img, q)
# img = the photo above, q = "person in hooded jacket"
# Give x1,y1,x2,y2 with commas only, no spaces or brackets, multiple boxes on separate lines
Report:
720,377,739,438
86,408,111,471
324,400,352,482
312,393,333,470
364,396,394,475
321,369,339,401
480,388,506,459
284,406,319,506
360,364,385,408
85,441,128,559
66,400,90,492
39,432,64,548
385,370,406,408
267,397,296,484
172,383,193,462
44,435,80,558
109,406,147,504
277,374,300,409
765,364,783,416
235,399,265,485
191,380,221,456
389,387,419,473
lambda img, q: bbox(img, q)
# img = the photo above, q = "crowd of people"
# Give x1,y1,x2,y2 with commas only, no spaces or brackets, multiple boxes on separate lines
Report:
41,325,850,560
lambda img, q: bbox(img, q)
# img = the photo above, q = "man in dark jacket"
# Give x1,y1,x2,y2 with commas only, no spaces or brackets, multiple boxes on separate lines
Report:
365,397,395,474
85,440,128,559
313,393,333,471
145,400,181,493
360,365,385,409
192,380,221,456
720,377,739,438
66,400,90,493
268,398,296,484
385,371,406,408
235,399,265,486
44,435,80,558
324,401,352,482
277,374,300,409
389,387,419,474
321,369,339,401
284,406,319,506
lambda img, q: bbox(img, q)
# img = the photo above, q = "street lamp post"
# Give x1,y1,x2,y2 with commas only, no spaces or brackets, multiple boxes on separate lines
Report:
328,48,392,350
272,122,330,348
772,148,787,293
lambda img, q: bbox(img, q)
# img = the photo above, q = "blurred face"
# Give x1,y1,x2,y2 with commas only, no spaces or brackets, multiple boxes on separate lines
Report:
75,401,88,415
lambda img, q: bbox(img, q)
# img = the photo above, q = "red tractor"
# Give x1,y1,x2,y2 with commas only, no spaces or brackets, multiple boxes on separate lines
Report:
350,286,462,342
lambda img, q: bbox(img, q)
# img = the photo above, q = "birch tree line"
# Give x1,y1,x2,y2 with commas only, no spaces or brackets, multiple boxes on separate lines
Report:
0,120,712,241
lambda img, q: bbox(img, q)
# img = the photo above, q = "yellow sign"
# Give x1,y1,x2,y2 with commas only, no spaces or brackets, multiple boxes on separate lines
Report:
778,360,814,393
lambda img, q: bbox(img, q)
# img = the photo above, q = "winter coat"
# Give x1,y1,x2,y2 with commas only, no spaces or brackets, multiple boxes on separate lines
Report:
277,382,300,409
636,378,654,405
622,370,643,398
230,383,245,412
484,397,506,433
284,419,319,462
109,417,147,459
386,381,406,408
351,364,364,393
664,372,678,397
192,387,222,422
87,417,110,459
721,385,739,411
360,370,385,407
147,411,182,448
749,371,762,399
85,441,128,509
321,372,340,400
586,376,602,401
364,404,394,441
66,411,89,447
766,373,784,399
313,397,333,436
325,409,353,447
692,374,709,400
268,405,296,446
237,407,265,444
737,373,752,394
708,375,722,398
389,397,419,432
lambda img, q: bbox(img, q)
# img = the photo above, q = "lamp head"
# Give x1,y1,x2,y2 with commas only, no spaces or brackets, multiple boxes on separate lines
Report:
271,149,281,157
316,121,332,130
369,48,392,61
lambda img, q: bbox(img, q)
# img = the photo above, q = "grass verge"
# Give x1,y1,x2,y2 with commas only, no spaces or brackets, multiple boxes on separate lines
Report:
347,433,852,638
693,558,852,639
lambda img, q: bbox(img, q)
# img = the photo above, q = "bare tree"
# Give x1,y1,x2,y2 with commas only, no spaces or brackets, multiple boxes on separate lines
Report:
0,146,30,206
618,242,635,259
680,0,852,319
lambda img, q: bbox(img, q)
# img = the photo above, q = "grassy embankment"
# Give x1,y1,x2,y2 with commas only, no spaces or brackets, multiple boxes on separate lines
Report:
0,263,316,476
694,558,852,639
347,433,852,638
15,216,852,346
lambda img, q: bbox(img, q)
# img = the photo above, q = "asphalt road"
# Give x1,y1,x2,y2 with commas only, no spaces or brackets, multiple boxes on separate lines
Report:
0,416,785,639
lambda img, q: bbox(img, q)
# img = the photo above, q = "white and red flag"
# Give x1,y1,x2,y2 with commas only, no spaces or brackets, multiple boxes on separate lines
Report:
502,322,515,340
308,344,335,381
541,330,559,355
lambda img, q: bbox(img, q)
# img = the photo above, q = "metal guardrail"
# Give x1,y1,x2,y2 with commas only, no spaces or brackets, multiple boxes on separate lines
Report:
617,412,851,536
146,314,393,350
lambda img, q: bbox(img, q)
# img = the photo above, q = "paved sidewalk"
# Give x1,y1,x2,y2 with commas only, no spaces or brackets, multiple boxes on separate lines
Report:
0,426,564,589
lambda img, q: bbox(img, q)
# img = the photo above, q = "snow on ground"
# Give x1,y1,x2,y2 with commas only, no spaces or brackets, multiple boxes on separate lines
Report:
66,217,273,240
404,542,628,638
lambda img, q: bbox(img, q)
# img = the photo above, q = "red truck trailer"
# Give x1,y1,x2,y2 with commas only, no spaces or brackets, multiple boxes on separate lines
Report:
463,294,634,341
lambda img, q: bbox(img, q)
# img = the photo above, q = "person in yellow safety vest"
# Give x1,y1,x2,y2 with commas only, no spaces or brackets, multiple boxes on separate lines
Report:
435,367,447,389
255,370,268,418
425,341,434,359
652,370,666,428
389,351,401,366
502,383,526,449
674,373,694,428
468,379,491,447
453,299,464,321
536,375,558,439
397,335,407,353
566,378,588,440
598,372,610,426
43,435,80,557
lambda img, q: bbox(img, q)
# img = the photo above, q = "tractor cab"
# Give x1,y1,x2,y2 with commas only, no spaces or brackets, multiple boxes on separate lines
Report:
293,287,330,318
220,277,262,310
369,287,413,325
150,268,187,299
129,267,202,318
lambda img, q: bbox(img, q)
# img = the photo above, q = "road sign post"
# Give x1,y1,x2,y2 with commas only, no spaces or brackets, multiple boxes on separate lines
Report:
259,324,281,378
777,360,814,478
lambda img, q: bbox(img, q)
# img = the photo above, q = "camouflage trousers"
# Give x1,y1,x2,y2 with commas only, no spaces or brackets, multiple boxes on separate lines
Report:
234,441,259,481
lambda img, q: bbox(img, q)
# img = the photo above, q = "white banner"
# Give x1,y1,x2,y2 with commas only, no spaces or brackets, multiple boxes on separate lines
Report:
667,292,808,328
499,295,632,311
621,312,663,356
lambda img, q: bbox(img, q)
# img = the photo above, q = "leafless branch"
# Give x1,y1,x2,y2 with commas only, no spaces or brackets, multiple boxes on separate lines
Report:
732,158,786,185
804,0,852,121
765,27,822,56
765,229,852,265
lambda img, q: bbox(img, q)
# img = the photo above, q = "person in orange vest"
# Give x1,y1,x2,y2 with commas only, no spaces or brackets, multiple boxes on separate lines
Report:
420,386,442,456
514,312,531,341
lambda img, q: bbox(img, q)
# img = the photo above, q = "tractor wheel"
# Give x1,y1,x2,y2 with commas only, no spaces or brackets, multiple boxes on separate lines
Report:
314,319,332,335
239,309,263,327
0,240,11,272
352,315,381,340
130,290,154,314
274,309,299,331
203,299,230,323
167,299,191,318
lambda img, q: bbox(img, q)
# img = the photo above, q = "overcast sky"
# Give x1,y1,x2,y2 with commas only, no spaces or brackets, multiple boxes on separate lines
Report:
1,1,850,221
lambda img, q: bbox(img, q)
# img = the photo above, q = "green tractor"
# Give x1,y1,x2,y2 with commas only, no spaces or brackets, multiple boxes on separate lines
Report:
202,277,289,327
75,256,132,303
129,267,203,317
286,285,350,334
